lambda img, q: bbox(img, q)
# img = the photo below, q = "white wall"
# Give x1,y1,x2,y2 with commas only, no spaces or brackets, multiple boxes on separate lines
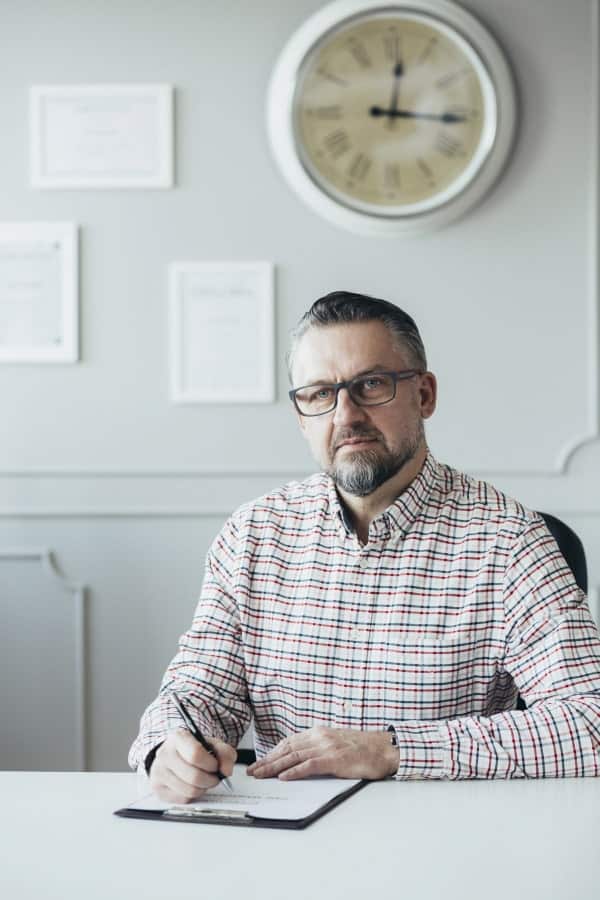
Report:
1,0,599,771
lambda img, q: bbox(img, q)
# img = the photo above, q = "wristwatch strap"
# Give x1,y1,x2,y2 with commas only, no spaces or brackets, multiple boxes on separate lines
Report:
386,724,399,747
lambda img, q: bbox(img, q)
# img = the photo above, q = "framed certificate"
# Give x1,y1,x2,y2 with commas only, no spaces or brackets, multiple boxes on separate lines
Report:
30,84,173,188
169,262,275,404
0,222,79,363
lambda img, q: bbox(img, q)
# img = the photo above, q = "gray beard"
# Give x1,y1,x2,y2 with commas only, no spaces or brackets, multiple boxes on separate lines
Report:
329,438,421,497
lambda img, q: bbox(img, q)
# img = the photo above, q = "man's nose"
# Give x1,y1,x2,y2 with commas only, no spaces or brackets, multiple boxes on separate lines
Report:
332,386,368,425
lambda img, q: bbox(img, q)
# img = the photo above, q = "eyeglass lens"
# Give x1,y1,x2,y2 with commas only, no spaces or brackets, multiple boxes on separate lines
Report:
295,372,396,416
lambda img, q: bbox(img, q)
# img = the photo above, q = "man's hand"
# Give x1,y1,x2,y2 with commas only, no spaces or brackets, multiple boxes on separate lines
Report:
149,728,237,803
246,727,399,781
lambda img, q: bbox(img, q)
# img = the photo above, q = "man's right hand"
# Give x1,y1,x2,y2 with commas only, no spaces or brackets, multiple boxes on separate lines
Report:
148,728,237,804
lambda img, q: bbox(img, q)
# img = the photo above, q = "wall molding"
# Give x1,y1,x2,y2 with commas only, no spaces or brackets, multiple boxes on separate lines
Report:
3,508,600,519
4,468,600,516
0,548,87,770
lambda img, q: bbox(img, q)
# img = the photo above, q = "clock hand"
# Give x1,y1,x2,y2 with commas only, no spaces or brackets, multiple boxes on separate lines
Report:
370,106,467,123
387,60,404,128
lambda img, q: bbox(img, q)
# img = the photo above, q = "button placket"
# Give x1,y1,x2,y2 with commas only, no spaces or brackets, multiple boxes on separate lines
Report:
347,542,379,726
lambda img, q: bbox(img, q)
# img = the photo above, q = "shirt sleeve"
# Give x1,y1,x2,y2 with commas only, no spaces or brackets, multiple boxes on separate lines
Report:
127,515,252,771
390,515,600,780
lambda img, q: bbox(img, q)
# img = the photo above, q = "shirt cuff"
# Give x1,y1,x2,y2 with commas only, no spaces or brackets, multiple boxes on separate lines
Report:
390,721,446,780
144,741,164,775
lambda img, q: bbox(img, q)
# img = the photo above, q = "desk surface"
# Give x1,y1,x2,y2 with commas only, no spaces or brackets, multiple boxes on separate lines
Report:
2,770,599,900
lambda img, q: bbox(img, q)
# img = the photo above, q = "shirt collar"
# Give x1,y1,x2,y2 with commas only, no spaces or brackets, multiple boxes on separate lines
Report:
327,449,441,542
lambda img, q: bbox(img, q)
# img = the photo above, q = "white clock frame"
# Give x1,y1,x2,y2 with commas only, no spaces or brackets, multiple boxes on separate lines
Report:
266,0,517,236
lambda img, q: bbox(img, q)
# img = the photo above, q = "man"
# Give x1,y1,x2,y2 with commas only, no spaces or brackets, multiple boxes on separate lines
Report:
129,291,600,802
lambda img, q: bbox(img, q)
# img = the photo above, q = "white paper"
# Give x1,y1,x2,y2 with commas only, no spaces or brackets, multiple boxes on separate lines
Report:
128,768,361,821
169,262,274,404
31,85,172,187
42,94,159,177
0,223,78,363
181,272,262,393
0,240,62,348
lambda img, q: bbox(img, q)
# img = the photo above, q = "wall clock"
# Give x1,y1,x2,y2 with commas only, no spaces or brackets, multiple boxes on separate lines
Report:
266,0,517,235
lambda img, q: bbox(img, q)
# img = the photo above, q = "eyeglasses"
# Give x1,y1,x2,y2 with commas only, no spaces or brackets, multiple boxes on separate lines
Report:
289,369,422,417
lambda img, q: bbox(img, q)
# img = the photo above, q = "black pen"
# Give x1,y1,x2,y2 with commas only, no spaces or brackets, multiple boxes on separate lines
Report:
171,691,234,793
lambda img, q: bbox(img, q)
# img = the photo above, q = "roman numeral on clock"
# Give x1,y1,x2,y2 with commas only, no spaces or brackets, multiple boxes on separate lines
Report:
418,37,438,64
307,105,343,120
348,153,371,180
317,68,348,87
383,29,401,62
417,157,436,184
346,38,372,68
435,133,465,158
436,67,471,90
384,163,401,189
323,129,351,158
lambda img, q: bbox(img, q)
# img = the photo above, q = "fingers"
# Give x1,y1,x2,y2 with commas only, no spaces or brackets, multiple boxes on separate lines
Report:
246,735,294,775
248,732,313,769
250,747,306,779
173,730,237,776
253,752,329,781
278,756,329,780
248,731,327,780
210,737,238,777
150,729,236,804
152,761,219,804
173,729,219,771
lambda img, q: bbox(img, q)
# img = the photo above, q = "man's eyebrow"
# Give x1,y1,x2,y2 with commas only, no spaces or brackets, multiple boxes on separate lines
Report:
303,365,391,385
353,366,391,377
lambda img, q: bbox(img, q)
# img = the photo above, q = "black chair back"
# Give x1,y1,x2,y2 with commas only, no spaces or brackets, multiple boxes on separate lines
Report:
538,512,587,593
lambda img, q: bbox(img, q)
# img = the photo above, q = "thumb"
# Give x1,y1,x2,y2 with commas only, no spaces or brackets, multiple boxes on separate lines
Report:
211,737,238,777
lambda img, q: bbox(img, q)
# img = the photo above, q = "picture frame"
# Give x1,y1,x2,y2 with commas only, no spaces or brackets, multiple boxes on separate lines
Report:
169,261,275,404
0,222,79,363
30,83,174,188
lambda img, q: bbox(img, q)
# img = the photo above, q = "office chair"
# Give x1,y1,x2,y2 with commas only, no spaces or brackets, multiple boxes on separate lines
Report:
237,512,588,762
515,512,588,710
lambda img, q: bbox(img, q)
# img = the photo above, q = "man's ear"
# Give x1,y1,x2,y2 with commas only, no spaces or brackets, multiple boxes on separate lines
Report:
419,372,437,420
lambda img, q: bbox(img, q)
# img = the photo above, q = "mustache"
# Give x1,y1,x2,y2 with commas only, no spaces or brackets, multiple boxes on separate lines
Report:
332,425,383,451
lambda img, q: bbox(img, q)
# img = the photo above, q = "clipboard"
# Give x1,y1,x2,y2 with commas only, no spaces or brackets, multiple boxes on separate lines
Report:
114,777,368,830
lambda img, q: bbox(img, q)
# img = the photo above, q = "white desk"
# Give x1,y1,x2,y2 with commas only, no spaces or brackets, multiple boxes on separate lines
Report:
2,770,599,900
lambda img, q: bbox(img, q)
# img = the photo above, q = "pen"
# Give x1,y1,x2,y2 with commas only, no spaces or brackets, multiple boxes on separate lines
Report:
170,691,234,793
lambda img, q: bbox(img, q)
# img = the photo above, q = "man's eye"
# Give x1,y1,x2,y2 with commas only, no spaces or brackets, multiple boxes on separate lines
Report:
362,377,383,390
311,387,333,401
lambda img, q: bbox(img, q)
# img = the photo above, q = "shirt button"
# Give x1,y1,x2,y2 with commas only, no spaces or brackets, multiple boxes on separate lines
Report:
344,701,352,713
358,555,368,567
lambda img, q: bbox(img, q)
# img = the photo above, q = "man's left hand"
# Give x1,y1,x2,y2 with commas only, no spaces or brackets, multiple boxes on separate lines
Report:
246,726,399,781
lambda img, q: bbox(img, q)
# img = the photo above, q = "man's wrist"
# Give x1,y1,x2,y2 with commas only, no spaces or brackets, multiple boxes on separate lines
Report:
382,725,400,777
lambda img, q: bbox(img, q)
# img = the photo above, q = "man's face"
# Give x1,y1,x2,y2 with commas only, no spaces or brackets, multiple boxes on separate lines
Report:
291,321,436,496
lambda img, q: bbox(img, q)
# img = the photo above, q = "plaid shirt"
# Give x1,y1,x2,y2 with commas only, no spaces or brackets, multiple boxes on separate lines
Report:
129,452,600,779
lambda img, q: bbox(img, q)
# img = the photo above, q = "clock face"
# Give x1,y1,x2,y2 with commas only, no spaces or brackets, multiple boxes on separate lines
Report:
293,11,495,216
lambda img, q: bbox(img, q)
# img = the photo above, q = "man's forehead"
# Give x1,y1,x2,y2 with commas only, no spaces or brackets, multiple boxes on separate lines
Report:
292,321,407,384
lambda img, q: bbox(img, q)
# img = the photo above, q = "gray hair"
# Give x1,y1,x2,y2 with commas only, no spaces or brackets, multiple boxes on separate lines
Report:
286,291,427,383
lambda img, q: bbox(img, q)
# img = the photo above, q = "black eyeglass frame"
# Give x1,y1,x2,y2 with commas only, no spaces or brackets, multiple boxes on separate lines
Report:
288,369,423,417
